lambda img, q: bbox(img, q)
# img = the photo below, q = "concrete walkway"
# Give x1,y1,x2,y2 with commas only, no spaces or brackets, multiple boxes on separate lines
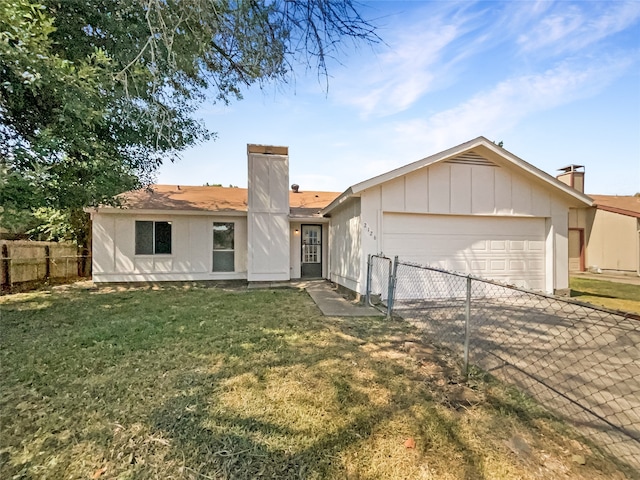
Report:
303,280,385,317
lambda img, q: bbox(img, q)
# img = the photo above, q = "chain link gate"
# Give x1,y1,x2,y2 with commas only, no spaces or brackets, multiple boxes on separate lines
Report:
365,255,394,317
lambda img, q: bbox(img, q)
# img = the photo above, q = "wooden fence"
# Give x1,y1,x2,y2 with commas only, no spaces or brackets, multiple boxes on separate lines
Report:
1,240,91,293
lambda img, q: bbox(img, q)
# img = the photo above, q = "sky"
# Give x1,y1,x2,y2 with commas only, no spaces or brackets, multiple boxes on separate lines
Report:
157,0,640,196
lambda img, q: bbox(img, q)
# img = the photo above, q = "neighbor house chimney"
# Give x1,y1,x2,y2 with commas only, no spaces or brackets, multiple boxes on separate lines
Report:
556,165,585,193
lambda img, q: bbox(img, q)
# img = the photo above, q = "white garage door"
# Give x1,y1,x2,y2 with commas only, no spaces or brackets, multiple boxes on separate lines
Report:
383,214,546,290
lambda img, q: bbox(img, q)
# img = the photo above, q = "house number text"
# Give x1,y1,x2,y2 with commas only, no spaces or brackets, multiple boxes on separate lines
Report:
362,222,376,240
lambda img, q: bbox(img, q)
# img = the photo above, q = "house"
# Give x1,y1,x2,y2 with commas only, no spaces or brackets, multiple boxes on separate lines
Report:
560,166,639,276
88,137,593,294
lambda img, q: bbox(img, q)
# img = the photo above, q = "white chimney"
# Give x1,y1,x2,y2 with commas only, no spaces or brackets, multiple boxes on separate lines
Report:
247,144,290,281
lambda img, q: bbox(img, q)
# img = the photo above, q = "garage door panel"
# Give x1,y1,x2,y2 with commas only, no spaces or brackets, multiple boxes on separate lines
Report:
383,214,545,291
471,241,488,251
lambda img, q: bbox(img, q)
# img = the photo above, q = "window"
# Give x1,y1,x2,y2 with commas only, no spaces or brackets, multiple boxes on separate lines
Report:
213,222,234,272
135,221,172,255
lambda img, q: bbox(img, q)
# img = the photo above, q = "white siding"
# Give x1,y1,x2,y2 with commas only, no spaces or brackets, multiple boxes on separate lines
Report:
353,157,573,294
247,151,290,281
328,198,361,292
91,213,247,282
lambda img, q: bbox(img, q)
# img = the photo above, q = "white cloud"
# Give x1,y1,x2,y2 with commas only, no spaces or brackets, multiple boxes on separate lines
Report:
518,1,640,55
390,56,634,153
334,4,486,118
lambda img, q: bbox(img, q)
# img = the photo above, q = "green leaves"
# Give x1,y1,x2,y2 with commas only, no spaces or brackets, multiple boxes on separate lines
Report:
1,0,377,243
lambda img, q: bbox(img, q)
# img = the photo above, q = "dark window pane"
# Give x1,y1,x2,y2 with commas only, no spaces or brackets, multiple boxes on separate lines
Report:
213,251,234,272
155,222,172,254
135,221,153,255
213,223,234,250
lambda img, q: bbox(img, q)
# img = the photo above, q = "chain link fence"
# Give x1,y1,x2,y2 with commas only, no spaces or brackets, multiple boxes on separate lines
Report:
365,255,393,314
366,255,640,471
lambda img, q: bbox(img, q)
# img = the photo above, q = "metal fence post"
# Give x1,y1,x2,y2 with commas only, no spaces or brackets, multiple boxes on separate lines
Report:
365,254,372,306
387,256,399,319
463,275,471,376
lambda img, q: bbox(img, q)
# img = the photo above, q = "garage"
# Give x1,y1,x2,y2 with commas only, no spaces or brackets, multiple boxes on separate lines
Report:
382,213,546,291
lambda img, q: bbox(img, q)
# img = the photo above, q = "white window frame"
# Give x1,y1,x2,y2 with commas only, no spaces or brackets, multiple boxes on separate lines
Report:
213,222,235,272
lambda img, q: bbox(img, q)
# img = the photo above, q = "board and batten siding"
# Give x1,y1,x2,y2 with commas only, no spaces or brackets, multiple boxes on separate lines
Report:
247,149,290,281
328,197,361,292
357,159,571,294
92,213,248,282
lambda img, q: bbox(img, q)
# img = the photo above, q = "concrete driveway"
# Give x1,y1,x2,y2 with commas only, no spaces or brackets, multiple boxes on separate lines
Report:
393,294,640,471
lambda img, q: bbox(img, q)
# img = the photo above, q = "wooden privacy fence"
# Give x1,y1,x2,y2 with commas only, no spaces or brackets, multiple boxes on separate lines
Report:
1,240,91,292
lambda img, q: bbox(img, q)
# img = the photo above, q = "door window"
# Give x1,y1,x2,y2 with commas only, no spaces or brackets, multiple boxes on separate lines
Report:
302,226,321,264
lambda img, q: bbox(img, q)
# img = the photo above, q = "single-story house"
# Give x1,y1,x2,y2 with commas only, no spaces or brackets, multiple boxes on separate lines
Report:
561,165,639,276
88,137,593,294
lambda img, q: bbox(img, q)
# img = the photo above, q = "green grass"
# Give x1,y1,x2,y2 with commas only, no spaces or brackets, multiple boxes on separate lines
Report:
570,277,640,315
0,284,633,479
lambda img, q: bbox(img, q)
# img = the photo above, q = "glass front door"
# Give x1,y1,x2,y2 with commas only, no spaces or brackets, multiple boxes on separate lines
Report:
301,225,322,278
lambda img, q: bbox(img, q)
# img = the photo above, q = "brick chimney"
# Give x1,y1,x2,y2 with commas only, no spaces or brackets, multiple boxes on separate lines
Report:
556,165,585,193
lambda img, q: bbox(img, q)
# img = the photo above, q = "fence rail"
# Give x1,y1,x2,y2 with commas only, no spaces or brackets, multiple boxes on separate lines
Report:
1,241,91,293
366,255,640,471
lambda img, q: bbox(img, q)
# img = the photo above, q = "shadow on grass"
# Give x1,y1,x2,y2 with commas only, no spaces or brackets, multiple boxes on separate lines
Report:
570,289,618,300
148,314,490,480
2,287,633,479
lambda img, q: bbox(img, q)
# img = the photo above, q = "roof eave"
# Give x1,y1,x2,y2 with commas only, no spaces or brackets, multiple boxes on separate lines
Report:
475,142,594,207
348,137,489,194
321,187,355,215
342,136,593,208
595,204,640,218
87,207,248,216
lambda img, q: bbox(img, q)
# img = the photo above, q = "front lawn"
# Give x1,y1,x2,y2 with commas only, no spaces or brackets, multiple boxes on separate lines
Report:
0,285,632,479
570,277,640,315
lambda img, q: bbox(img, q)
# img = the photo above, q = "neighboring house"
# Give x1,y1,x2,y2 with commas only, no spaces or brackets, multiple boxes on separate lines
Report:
88,137,593,294
562,166,640,276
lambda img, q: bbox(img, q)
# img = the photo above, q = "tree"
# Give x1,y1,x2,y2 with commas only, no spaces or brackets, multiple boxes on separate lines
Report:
1,0,378,244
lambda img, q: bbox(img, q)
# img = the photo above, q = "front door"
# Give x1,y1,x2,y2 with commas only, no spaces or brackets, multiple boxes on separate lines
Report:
301,225,322,278
568,228,584,272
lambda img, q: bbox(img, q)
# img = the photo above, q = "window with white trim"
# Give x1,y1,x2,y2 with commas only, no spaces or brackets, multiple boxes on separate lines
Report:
213,222,234,272
135,221,172,255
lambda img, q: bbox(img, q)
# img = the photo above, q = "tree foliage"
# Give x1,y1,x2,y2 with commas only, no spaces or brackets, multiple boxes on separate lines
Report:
1,0,378,244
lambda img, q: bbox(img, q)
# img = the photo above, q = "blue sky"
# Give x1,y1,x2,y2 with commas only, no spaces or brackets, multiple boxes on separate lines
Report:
157,1,640,195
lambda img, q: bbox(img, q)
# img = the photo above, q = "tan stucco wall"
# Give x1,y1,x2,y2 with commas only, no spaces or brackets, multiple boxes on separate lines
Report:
91,213,248,282
587,210,639,273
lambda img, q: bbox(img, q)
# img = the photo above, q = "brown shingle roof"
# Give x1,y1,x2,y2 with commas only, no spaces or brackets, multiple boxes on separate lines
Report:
117,185,340,213
590,195,640,218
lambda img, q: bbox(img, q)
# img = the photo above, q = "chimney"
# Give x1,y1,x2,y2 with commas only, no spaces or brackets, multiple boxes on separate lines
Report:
556,165,585,193
247,144,290,282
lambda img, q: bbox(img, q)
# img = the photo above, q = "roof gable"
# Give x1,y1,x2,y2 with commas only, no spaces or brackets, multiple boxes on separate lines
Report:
324,136,593,213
